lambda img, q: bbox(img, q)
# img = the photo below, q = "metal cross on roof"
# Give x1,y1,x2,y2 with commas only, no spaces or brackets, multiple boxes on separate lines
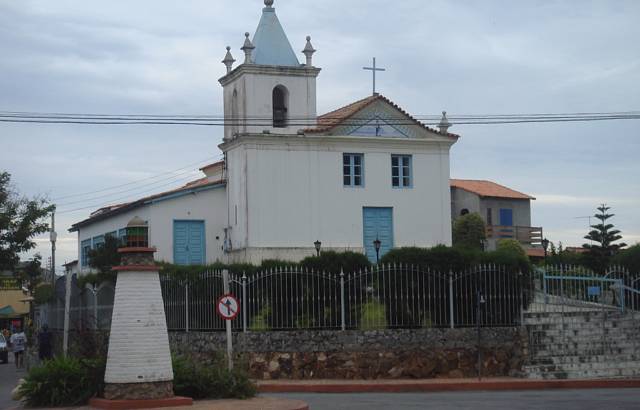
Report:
363,57,386,96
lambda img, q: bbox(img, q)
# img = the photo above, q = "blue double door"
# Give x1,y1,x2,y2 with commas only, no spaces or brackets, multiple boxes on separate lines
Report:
173,220,205,265
363,207,393,263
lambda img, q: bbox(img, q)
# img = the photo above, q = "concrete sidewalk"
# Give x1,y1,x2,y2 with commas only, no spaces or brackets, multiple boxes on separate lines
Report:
258,377,640,393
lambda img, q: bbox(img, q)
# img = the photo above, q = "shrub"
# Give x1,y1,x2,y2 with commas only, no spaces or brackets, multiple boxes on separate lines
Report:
172,354,256,399
452,213,486,250
358,301,387,330
380,245,480,272
483,239,531,273
300,251,371,274
19,356,105,407
249,304,271,331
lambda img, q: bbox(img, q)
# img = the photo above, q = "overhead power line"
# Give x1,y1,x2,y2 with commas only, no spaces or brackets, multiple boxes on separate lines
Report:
52,155,222,201
0,111,639,127
56,173,219,215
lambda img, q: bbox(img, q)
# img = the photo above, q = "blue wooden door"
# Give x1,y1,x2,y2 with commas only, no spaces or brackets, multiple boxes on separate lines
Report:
363,207,393,263
173,221,205,265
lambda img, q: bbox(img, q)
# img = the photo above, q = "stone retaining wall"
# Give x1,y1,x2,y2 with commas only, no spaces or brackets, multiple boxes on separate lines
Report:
170,328,528,380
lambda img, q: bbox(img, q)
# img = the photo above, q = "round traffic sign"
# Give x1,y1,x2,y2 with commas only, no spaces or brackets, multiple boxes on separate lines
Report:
216,294,240,320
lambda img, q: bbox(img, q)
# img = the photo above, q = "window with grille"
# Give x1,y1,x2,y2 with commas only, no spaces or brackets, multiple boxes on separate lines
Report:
343,153,364,187
391,154,412,188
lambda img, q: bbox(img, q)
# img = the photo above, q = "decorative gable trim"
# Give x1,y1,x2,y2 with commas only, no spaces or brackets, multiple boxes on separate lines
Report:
304,94,459,140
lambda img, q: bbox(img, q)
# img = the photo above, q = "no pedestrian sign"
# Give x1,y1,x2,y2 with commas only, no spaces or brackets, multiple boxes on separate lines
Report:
216,294,239,320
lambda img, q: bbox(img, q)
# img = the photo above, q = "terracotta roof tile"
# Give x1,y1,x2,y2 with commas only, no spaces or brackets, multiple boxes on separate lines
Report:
450,179,535,200
199,160,224,171
304,94,459,139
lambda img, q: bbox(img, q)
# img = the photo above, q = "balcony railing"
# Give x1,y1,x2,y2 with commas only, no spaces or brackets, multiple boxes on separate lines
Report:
486,225,543,246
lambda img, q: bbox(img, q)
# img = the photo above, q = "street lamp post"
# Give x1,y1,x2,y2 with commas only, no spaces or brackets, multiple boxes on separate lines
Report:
542,238,550,263
314,240,321,257
373,238,381,264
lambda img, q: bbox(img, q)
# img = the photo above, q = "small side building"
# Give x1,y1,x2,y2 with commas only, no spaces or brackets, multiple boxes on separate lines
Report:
69,165,227,274
450,179,542,251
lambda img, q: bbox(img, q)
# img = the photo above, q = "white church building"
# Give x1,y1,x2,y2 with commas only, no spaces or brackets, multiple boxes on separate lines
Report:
70,0,461,267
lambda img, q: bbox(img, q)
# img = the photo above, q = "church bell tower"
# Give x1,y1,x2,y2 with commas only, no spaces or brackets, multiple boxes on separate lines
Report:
219,0,321,140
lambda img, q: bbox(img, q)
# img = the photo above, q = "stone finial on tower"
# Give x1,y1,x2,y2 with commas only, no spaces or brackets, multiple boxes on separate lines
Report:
241,32,255,65
302,36,316,67
264,0,274,8
222,46,235,74
438,111,451,134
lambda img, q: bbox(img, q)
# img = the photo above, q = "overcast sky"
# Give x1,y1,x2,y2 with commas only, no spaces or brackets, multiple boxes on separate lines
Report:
1,0,639,273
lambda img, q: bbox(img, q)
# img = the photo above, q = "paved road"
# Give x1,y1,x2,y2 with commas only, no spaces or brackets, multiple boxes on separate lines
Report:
271,389,640,410
0,352,24,409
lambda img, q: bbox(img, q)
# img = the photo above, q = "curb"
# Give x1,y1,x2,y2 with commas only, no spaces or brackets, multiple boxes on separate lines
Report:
258,379,640,393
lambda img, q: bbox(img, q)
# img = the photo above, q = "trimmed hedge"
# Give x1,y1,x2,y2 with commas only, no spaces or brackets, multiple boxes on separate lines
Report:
381,243,531,273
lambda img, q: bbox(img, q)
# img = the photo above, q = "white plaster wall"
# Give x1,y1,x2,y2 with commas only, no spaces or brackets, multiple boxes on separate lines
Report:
224,136,453,262
104,271,173,383
223,70,317,139
75,187,227,271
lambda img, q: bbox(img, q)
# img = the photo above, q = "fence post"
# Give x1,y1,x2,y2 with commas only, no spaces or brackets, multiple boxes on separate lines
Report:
93,286,98,330
185,282,189,333
242,273,247,333
449,270,455,329
618,279,625,313
542,267,548,304
519,271,525,325
340,268,346,331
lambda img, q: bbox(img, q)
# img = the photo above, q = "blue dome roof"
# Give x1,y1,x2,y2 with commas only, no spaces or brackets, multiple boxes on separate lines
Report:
251,6,300,67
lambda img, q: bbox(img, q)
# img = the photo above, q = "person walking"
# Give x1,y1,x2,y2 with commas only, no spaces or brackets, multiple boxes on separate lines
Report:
9,324,27,369
37,324,53,362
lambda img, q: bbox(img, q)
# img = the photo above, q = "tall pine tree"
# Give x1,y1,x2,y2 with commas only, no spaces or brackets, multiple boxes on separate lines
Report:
582,204,626,273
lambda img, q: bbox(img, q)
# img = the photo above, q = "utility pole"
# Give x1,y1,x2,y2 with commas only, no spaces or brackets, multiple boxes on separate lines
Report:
50,209,57,285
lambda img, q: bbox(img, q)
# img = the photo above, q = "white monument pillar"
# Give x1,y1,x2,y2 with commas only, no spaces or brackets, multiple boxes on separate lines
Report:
92,217,191,407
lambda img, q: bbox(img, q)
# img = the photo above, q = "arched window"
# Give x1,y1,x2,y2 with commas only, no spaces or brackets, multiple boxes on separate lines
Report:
460,209,469,216
272,85,288,128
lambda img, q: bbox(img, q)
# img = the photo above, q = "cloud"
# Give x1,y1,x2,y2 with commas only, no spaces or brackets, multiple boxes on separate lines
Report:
533,195,640,206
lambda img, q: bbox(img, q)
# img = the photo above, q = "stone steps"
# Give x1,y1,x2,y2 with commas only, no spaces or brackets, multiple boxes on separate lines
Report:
522,310,640,379
529,353,640,365
524,360,640,373
526,367,640,380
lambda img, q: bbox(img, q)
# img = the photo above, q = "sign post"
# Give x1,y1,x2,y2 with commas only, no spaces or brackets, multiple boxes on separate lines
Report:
218,270,239,370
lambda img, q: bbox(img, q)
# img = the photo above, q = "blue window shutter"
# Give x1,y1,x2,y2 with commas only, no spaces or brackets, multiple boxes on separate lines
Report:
92,235,105,248
499,209,513,226
80,239,92,267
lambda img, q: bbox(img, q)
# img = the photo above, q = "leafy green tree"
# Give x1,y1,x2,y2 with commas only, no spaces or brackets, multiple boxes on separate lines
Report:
85,235,120,285
0,171,54,271
452,213,486,250
17,254,45,294
582,204,626,273
613,243,640,273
